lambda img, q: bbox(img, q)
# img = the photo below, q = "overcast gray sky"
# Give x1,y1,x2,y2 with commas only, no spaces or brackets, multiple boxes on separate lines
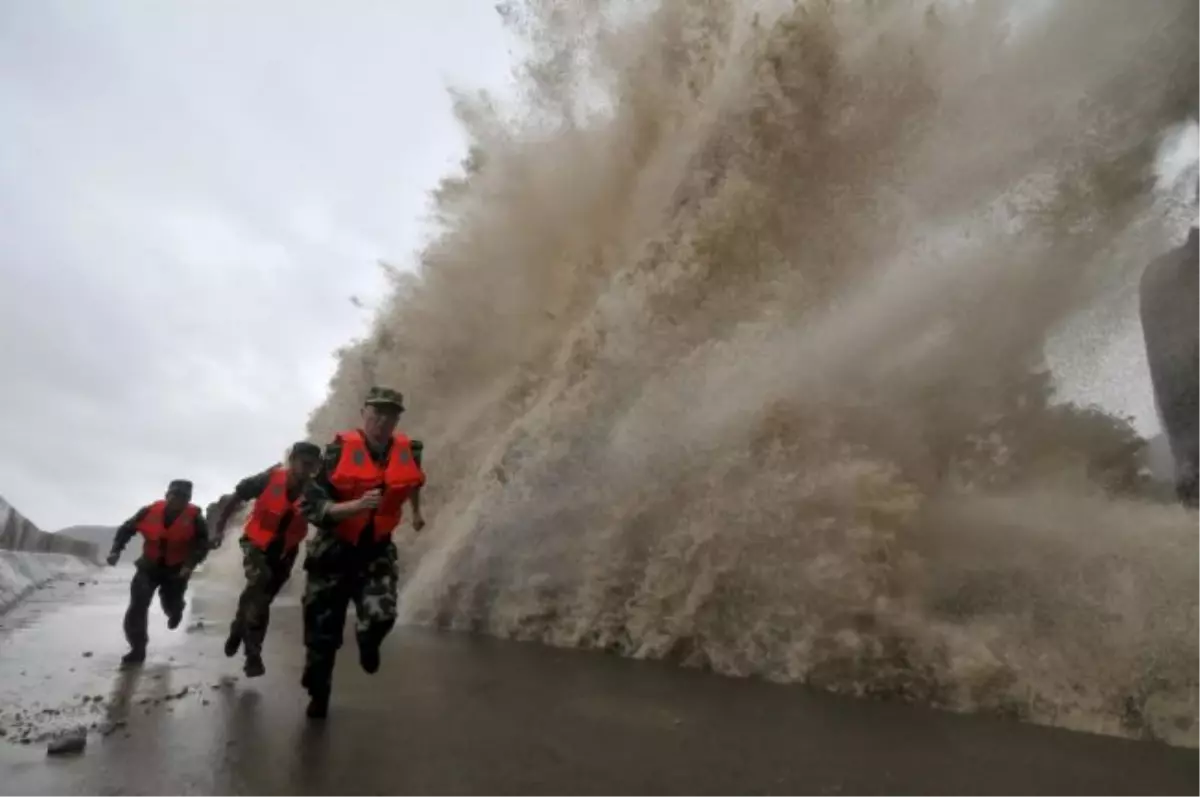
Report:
0,1,514,529
0,2,1193,532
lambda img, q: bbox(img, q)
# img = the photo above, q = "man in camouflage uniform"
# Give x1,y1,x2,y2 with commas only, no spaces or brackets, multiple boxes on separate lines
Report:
299,386,426,719
107,479,210,665
211,442,323,677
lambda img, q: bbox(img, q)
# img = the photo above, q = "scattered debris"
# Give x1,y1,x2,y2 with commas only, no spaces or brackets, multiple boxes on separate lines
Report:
99,720,127,737
0,728,7,737
77,581,87,587
82,651,93,658
201,699,210,706
46,731,87,756
186,620,206,632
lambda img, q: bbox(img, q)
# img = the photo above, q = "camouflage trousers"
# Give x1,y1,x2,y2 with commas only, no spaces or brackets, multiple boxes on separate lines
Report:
124,561,189,650
300,534,399,693
229,536,298,657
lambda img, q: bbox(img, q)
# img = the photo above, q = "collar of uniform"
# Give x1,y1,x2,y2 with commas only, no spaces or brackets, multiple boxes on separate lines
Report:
359,431,393,465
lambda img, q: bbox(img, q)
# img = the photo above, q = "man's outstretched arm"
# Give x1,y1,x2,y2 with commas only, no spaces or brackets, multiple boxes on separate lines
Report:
212,467,275,544
108,506,149,564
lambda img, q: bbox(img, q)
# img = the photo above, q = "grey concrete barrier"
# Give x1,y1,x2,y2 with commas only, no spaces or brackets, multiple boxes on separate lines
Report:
0,499,98,562
0,550,96,614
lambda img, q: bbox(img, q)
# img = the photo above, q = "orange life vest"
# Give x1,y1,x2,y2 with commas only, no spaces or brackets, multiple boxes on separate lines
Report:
328,429,425,544
137,500,200,567
243,467,309,553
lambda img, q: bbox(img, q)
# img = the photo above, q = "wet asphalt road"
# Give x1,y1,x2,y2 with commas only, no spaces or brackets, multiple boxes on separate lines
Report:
0,566,1195,796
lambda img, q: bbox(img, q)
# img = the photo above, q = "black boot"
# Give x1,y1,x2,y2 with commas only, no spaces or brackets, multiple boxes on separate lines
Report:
306,690,329,720
359,642,381,675
167,610,183,630
224,627,242,658
358,626,387,675
243,653,265,678
302,658,332,719
121,646,146,666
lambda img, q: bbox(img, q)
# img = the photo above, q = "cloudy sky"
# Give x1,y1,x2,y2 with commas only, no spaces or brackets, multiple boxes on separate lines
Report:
0,1,514,529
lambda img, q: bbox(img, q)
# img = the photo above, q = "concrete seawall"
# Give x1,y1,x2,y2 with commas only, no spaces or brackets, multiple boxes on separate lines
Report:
0,496,98,614
0,550,95,614
0,498,97,559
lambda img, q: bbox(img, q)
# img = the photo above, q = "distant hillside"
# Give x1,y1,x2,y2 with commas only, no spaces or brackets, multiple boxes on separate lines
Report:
56,525,117,550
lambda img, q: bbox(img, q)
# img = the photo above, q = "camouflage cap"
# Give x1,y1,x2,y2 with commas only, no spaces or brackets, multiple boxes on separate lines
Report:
167,479,193,497
363,386,405,411
290,441,322,459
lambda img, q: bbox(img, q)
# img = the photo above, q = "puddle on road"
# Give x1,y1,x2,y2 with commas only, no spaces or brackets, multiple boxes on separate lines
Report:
0,569,246,748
